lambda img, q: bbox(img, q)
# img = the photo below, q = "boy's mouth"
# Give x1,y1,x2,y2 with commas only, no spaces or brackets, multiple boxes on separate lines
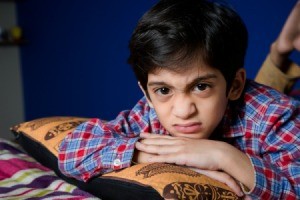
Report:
173,122,202,134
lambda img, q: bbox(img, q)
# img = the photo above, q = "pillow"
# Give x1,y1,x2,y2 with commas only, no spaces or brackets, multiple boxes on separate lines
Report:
11,116,242,200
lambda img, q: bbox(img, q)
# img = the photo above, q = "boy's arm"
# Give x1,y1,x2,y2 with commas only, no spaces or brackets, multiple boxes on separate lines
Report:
58,118,138,182
240,99,300,199
58,97,160,182
255,1,300,93
135,133,254,195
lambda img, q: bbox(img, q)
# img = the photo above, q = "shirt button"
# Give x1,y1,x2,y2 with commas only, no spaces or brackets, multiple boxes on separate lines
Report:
113,159,121,167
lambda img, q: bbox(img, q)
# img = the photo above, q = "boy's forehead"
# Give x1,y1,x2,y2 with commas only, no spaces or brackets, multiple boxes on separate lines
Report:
150,61,219,77
148,63,221,85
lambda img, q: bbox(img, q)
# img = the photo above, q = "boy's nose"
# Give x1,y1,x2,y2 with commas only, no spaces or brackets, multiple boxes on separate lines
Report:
172,94,196,119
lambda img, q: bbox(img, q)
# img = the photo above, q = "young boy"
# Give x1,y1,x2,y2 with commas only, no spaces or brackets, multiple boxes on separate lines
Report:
58,0,300,199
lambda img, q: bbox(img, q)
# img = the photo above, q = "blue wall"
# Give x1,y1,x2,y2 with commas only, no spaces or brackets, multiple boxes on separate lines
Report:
17,0,299,120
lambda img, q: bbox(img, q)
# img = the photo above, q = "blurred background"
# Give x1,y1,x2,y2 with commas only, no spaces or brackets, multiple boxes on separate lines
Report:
0,0,299,140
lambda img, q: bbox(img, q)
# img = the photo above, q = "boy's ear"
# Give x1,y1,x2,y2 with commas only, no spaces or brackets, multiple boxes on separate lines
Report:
228,68,246,101
138,82,154,108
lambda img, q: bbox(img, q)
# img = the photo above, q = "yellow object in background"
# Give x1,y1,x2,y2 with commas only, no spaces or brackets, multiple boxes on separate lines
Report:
10,26,22,41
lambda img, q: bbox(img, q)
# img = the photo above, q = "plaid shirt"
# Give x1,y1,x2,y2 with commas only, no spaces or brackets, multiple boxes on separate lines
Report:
58,80,300,199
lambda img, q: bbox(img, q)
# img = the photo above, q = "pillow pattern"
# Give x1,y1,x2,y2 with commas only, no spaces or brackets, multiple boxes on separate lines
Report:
103,163,240,200
11,116,89,156
11,116,242,200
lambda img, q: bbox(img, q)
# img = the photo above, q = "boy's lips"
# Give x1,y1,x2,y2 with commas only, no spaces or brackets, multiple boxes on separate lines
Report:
173,122,202,134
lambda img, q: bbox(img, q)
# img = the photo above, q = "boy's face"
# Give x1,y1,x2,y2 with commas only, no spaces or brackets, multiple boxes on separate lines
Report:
142,61,245,139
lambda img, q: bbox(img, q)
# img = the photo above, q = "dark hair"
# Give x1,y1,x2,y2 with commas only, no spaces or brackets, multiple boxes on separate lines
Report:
128,0,248,94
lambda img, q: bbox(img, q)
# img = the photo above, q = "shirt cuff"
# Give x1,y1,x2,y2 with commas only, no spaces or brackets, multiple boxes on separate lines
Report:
110,137,140,171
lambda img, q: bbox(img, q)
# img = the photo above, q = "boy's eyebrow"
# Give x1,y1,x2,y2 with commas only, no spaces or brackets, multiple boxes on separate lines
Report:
188,74,218,87
148,73,218,88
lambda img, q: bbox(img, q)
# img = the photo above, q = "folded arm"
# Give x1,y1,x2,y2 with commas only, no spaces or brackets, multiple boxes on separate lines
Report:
58,97,165,182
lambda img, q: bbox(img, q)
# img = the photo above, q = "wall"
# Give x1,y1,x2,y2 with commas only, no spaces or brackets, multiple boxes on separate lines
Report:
0,1,24,140
16,0,299,121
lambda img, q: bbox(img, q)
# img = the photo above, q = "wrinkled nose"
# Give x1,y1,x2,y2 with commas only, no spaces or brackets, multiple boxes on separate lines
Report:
172,94,196,119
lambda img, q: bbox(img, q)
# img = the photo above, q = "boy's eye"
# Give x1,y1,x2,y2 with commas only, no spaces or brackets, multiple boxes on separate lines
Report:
155,87,170,95
194,83,210,91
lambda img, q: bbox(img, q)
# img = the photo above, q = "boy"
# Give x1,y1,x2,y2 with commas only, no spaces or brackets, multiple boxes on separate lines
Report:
58,0,300,199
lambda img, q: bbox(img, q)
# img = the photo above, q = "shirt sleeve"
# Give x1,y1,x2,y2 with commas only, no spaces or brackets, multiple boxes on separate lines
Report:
247,97,300,199
254,54,300,93
58,97,157,182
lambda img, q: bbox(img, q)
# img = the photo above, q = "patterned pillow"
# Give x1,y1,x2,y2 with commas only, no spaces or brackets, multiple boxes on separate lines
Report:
11,117,241,200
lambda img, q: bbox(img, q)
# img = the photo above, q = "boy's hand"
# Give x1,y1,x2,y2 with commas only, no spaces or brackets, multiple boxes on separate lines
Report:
136,132,255,197
136,132,223,170
132,148,155,164
270,0,300,69
136,133,245,196
190,168,244,197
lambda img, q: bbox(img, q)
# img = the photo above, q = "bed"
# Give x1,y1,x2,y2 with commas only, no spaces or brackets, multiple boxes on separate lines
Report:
0,138,98,200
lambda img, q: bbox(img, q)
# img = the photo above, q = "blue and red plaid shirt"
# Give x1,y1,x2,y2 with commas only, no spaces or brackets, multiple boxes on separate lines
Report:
58,80,300,199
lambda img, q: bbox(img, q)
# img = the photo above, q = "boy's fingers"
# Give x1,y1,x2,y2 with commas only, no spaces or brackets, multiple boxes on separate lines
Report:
294,37,300,50
138,137,179,146
147,154,190,166
192,169,244,197
135,141,179,154
140,132,173,139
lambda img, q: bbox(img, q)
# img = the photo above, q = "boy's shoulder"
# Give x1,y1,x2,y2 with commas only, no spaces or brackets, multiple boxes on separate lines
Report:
237,80,300,123
244,79,299,105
